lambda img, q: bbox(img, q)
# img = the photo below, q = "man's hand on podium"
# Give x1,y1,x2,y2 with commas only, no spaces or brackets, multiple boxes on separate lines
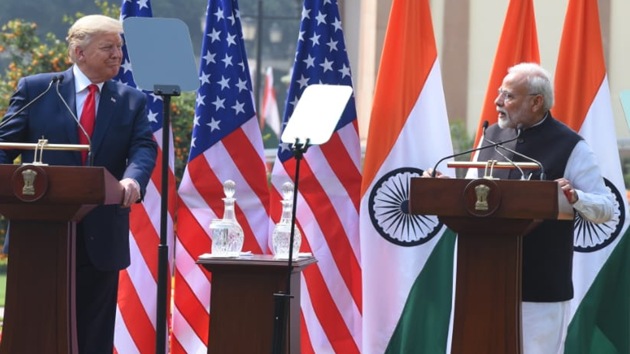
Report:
120,178,141,208
556,177,578,204
423,168,450,178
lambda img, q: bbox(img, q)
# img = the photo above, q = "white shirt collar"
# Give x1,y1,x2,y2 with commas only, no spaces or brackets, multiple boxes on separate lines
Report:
72,65,104,93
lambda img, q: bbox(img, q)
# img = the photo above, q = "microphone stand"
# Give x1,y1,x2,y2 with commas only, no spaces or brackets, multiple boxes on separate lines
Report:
271,138,310,354
488,139,546,180
430,127,522,178
153,84,180,354
492,146,525,179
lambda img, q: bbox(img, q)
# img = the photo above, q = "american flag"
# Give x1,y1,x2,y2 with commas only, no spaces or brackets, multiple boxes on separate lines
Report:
113,0,176,353
171,0,271,352
270,0,362,352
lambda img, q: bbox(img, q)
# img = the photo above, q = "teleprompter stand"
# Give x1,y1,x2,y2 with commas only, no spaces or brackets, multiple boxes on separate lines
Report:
270,84,353,354
122,17,199,354
271,138,309,354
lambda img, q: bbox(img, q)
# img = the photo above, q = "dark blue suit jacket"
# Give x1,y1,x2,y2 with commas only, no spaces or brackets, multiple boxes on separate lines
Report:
0,68,157,271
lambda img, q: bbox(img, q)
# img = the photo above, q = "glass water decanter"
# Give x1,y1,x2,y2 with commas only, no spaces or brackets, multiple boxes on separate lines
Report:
209,180,244,257
272,182,301,259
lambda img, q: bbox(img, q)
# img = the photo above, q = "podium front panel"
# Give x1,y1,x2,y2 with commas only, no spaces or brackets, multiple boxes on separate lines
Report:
197,255,316,354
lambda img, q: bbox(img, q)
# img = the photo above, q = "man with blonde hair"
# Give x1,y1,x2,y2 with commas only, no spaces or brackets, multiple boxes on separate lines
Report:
0,14,157,353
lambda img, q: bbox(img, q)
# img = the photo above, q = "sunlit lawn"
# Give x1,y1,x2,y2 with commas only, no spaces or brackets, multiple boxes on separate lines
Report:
0,272,5,308
0,258,5,326
0,270,4,331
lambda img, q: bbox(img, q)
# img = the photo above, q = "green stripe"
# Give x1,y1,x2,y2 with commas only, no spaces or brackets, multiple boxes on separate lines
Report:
385,229,456,354
565,232,630,354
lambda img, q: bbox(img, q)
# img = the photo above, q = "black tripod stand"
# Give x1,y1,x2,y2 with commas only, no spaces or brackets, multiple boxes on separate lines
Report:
154,84,180,354
271,138,310,354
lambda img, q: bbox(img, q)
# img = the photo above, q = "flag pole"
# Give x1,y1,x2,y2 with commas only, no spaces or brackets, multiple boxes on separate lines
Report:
271,138,310,354
154,85,180,354
253,0,263,114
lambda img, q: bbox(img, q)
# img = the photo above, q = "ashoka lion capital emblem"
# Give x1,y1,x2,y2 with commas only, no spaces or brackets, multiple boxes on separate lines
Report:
474,183,490,211
21,169,38,196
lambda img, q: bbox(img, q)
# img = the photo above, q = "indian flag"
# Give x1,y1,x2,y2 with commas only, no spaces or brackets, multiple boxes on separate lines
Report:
473,0,540,147
359,0,456,352
552,0,630,352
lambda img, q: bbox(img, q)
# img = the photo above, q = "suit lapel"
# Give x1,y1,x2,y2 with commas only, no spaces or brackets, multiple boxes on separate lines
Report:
57,69,83,164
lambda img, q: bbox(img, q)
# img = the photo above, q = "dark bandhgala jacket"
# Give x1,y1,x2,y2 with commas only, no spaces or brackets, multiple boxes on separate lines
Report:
477,114,581,302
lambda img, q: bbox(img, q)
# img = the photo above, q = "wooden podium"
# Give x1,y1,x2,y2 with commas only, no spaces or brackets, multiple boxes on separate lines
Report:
0,164,122,354
409,177,573,354
197,254,316,354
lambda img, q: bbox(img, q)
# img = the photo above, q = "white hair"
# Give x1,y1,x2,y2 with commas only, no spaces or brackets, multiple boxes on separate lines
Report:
508,62,554,111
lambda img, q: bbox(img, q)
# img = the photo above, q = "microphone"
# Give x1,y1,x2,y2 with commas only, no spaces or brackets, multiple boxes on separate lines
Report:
485,136,546,180
430,121,522,177
0,76,60,131
54,77,94,166
492,144,526,179
477,121,527,179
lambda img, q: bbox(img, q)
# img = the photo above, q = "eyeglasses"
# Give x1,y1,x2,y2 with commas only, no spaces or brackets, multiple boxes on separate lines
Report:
497,88,540,102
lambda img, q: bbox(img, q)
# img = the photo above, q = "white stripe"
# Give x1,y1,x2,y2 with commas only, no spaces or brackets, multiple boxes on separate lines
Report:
578,78,628,196
171,304,207,354
241,117,269,162
151,128,176,170
125,231,158,326
114,307,141,354
336,123,362,172
171,238,211,352
143,180,174,239
179,179,216,221
302,144,361,260
178,171,216,239
300,275,334,353
175,238,211,307
140,180,176,263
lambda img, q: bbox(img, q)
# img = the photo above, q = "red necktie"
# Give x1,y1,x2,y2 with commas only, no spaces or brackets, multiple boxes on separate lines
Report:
79,84,98,164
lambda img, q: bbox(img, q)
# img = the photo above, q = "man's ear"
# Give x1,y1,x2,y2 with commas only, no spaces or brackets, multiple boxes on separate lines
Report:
74,46,84,62
531,94,545,112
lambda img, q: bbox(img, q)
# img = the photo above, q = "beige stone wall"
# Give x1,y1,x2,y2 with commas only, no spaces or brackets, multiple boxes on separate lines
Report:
347,0,630,144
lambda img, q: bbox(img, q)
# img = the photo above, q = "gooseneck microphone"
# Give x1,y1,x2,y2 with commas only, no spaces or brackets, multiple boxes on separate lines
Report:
54,77,94,166
486,136,546,180
430,121,522,177
492,144,526,179
0,76,60,131
479,121,526,180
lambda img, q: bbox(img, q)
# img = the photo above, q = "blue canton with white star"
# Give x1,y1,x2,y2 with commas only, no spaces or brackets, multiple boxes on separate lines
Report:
114,0,164,134
187,0,256,161
278,0,355,162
